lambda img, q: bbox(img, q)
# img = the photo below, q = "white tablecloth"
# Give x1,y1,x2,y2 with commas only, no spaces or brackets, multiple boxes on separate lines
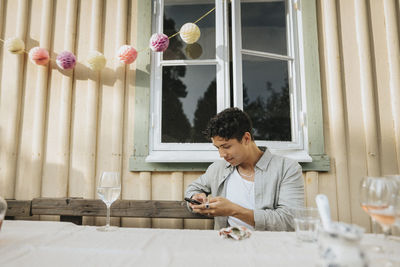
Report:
0,220,399,267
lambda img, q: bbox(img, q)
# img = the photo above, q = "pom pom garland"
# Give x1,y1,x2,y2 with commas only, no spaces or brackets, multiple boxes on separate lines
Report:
149,33,169,52
29,47,50,65
86,51,106,71
56,51,76,70
179,23,201,44
0,6,215,73
5,37,25,54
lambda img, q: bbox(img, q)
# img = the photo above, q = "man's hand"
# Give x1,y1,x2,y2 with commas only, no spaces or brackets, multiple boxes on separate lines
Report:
191,196,236,217
192,196,255,226
188,193,207,209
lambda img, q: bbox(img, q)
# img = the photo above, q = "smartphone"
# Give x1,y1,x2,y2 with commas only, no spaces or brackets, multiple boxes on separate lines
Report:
184,197,202,205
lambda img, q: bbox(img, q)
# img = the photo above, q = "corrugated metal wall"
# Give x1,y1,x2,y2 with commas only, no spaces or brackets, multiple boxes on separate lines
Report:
0,0,399,231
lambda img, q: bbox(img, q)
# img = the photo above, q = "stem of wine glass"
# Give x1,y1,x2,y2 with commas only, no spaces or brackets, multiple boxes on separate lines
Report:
371,218,378,234
382,225,392,240
366,217,384,253
106,204,111,228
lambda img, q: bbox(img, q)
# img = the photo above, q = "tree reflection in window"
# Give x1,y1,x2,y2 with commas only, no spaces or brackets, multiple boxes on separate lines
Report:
244,77,291,141
162,67,216,143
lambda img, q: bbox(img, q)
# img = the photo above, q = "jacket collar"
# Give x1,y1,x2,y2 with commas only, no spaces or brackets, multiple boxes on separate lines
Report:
217,148,273,191
217,162,235,189
255,148,273,171
224,147,273,171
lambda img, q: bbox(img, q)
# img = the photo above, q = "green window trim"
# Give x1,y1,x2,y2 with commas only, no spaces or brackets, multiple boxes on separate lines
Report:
130,0,330,172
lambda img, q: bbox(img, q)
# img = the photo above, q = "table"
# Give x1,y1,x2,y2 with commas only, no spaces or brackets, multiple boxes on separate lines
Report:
0,220,399,267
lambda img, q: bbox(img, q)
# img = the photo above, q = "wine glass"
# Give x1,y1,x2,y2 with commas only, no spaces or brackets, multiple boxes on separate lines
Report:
360,176,384,252
366,177,397,237
360,176,398,266
96,172,121,232
360,177,396,231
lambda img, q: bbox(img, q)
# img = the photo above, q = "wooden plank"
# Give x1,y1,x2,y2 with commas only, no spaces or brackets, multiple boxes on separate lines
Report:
41,0,77,199
0,0,28,198
32,0,53,199
302,0,325,156
60,215,82,225
368,0,399,175
69,0,97,205
301,155,330,172
31,198,208,219
317,171,338,221
15,0,52,200
152,172,184,228
337,0,374,229
304,172,318,208
121,172,152,228
131,0,151,158
317,0,351,223
92,0,109,228
393,0,400,173
120,0,152,229
5,200,31,217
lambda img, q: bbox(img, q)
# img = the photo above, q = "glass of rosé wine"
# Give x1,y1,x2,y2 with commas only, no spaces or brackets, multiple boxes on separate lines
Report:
359,176,398,260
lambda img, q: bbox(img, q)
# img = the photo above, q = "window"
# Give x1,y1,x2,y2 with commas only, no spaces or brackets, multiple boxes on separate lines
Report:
147,0,311,163
130,0,330,171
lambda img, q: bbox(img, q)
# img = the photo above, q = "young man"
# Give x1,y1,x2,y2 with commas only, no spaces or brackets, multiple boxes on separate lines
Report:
185,107,304,231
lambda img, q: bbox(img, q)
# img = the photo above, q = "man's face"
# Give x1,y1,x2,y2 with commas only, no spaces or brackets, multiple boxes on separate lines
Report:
211,135,249,166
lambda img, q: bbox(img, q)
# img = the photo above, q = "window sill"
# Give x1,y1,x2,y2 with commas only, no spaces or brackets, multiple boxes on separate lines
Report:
144,149,312,163
129,152,330,172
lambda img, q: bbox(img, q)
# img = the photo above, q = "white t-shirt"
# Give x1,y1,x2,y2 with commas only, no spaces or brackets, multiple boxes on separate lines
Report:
226,168,255,230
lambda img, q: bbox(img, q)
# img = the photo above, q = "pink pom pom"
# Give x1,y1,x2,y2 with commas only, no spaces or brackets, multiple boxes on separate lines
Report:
149,33,169,52
56,51,76,70
29,47,50,65
117,45,137,64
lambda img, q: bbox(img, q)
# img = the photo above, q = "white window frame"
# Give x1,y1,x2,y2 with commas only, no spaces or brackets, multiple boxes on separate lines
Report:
147,0,311,163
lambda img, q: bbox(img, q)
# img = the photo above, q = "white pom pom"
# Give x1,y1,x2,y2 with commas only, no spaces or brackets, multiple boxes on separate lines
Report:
86,51,106,71
179,23,201,44
5,37,25,54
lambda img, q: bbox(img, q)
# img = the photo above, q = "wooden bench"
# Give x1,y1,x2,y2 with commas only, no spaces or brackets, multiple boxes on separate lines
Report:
5,198,208,225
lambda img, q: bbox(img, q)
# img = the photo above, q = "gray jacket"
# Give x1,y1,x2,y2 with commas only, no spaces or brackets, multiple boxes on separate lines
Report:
185,149,304,231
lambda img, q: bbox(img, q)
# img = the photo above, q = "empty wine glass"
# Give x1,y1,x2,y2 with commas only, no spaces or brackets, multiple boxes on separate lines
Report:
96,172,121,232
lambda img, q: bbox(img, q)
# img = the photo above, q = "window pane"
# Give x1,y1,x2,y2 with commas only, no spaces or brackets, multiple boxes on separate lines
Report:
162,65,217,143
241,0,287,55
163,1,215,60
242,54,291,141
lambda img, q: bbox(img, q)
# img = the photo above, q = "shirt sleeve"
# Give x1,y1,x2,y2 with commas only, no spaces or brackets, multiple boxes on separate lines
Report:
184,165,214,212
254,162,304,231
184,166,213,199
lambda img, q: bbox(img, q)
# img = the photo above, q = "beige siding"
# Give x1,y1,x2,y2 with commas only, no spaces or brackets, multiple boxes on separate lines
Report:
0,0,399,231
317,0,400,231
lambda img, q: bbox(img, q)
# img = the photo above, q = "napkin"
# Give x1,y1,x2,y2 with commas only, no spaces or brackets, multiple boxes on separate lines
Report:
219,226,252,240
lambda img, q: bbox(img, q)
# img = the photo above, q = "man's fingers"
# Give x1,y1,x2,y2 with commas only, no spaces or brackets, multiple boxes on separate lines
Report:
208,197,221,203
192,193,207,203
192,203,212,213
208,198,216,203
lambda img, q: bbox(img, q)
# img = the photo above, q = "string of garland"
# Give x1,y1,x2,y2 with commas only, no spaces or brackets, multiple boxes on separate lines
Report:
0,6,215,71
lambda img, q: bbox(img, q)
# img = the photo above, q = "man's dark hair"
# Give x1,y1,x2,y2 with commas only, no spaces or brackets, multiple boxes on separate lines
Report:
204,107,254,141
